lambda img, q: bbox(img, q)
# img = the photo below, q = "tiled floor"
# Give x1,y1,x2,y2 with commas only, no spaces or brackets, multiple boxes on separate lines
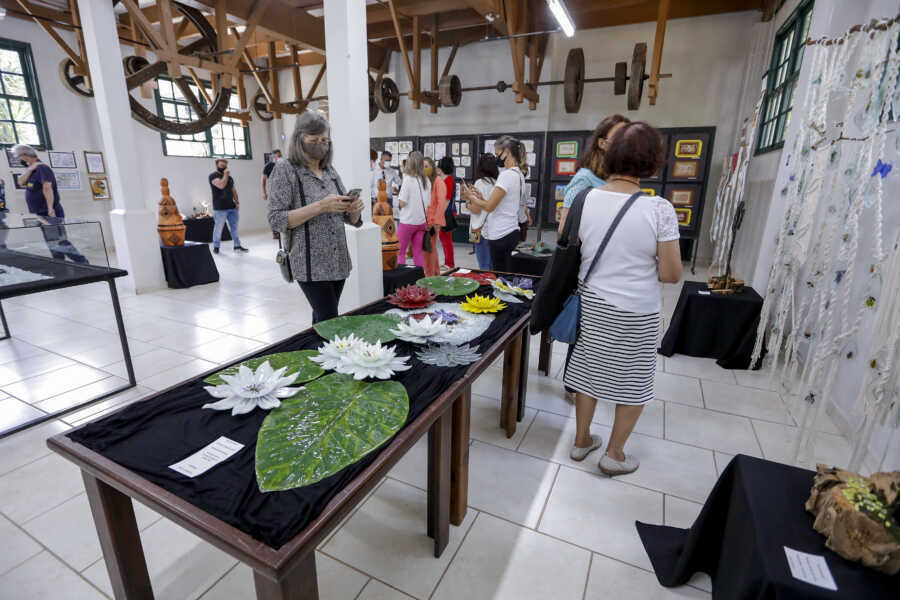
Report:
0,232,851,599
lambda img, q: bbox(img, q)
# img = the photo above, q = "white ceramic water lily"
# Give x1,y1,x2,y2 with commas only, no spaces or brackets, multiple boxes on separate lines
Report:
390,315,446,344
202,361,303,415
416,343,482,367
309,334,363,370
338,341,412,380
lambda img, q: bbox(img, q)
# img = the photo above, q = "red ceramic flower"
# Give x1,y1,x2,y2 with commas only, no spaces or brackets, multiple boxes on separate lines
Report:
387,284,437,309
452,271,497,286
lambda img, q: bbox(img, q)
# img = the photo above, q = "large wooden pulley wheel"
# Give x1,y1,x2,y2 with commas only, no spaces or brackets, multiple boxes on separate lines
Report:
628,43,647,111
374,76,400,113
564,48,585,113
252,90,274,122
59,58,92,97
439,75,462,107
369,74,379,122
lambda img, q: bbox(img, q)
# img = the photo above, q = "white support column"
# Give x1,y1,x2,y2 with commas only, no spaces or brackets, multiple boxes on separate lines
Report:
77,0,164,293
324,0,383,308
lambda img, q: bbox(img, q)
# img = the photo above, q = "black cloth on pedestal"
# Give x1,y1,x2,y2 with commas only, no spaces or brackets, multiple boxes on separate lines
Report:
382,265,424,295
160,243,219,289
507,250,550,277
637,454,897,599
183,217,231,244
658,281,763,369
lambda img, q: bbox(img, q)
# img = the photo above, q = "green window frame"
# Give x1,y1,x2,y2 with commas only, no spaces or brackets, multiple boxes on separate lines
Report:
0,38,51,150
756,0,814,154
155,77,251,159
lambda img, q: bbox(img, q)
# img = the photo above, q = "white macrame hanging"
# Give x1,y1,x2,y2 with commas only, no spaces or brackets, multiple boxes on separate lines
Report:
751,15,900,468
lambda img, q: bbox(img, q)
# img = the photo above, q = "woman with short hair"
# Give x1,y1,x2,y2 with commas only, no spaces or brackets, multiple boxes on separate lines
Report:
267,111,364,324
565,122,682,476
396,151,431,268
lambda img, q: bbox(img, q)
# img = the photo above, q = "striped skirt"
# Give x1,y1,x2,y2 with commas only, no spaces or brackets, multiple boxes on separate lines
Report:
563,289,659,405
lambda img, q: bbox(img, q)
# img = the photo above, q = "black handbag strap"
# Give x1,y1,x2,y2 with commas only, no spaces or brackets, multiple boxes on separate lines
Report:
559,187,592,246
583,191,643,282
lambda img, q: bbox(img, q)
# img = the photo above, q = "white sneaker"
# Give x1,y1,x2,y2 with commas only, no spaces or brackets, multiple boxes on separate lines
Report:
569,435,603,462
599,453,640,476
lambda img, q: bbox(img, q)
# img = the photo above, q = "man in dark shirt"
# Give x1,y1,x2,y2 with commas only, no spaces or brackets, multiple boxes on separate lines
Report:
13,144,87,263
208,158,248,253
262,149,282,240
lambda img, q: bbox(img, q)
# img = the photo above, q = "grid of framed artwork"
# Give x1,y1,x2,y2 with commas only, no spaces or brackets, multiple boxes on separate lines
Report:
650,127,715,239
545,130,591,226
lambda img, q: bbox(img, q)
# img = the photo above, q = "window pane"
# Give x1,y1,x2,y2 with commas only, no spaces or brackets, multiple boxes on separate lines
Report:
0,100,9,120
158,79,173,98
2,73,27,96
9,99,34,122
15,122,39,144
162,102,176,118
775,113,787,143
225,139,235,156
781,79,797,112
177,104,191,120
0,50,23,74
211,123,222,138
234,127,244,142
212,138,224,155
0,121,15,144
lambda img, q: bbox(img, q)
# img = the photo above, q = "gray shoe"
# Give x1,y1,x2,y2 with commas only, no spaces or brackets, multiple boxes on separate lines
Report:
570,435,603,462
599,453,640,476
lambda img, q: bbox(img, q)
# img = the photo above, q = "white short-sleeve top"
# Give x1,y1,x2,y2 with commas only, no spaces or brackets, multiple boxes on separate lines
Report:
577,189,680,314
397,175,430,226
487,167,524,240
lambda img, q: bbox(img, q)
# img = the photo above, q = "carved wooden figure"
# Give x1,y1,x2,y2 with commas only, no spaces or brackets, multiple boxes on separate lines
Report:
157,178,186,247
372,179,399,270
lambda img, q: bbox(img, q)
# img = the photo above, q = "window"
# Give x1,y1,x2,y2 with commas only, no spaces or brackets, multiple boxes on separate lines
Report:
0,39,51,149
757,0,814,154
155,77,251,159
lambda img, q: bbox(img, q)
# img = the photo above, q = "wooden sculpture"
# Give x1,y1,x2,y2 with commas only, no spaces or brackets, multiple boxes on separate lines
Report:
372,179,399,270
157,178,185,246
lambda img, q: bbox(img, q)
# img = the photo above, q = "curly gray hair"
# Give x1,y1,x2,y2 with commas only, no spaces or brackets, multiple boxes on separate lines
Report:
288,111,332,168
11,144,38,159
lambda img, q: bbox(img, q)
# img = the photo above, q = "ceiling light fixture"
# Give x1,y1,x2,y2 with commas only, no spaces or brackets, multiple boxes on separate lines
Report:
546,0,575,37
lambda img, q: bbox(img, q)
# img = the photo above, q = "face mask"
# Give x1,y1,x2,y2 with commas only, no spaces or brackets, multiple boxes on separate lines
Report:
424,166,433,177
19,159,28,167
382,160,391,168
217,166,226,173
303,139,330,160
495,152,506,170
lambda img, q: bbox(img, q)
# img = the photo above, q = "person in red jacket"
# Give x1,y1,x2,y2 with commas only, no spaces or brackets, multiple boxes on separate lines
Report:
436,156,457,269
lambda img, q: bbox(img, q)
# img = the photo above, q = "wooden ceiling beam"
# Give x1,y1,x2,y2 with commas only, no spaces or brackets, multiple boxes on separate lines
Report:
366,0,472,24
460,0,507,36
368,9,485,40
568,0,764,28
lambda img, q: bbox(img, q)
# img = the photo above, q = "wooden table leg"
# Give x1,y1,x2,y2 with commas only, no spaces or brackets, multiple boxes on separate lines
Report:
517,328,530,422
82,472,154,600
450,387,470,526
427,410,451,557
538,329,552,376
253,551,318,600
500,334,523,438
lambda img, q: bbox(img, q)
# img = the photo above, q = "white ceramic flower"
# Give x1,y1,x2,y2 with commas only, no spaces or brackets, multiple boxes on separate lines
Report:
338,341,412,380
202,361,302,416
416,343,482,367
390,315,446,344
309,334,363,371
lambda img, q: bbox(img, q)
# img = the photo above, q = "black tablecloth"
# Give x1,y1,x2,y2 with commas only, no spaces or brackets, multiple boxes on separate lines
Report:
382,265,425,295
68,281,534,549
160,243,219,289
507,250,550,277
659,281,763,369
637,454,897,599
183,217,231,244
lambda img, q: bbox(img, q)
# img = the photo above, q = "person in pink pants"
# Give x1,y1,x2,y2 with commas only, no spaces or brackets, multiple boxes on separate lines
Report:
396,151,431,267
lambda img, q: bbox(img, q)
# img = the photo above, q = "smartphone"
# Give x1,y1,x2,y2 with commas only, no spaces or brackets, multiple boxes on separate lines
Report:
346,188,362,202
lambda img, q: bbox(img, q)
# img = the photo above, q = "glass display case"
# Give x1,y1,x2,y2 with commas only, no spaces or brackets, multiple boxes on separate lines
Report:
0,217,134,438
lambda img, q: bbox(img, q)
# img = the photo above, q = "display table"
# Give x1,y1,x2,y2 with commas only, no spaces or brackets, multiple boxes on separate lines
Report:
659,281,763,369
507,249,550,277
182,216,231,244
382,265,425,295
0,250,135,437
637,454,897,599
160,242,220,289
49,276,533,599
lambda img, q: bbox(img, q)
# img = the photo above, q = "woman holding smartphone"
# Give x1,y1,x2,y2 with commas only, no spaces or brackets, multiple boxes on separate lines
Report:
268,111,364,323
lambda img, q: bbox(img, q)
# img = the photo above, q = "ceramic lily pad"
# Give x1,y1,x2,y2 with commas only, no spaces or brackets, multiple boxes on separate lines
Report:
255,372,409,491
204,350,324,386
313,314,403,344
417,275,480,296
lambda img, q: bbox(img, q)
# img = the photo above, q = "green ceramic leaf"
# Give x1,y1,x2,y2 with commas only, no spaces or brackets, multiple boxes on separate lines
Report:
417,275,480,296
313,314,403,344
203,350,324,386
255,373,409,491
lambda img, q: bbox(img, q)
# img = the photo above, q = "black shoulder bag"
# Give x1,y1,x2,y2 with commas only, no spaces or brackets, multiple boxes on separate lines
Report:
417,180,434,253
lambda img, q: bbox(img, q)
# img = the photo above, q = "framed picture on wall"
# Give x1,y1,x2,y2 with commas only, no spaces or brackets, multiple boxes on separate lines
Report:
49,151,77,169
555,159,577,176
5,149,19,168
89,176,110,200
11,171,25,189
674,139,703,158
84,151,106,174
672,160,699,178
56,171,82,191
461,142,470,155
556,141,578,158
263,152,272,164
669,188,695,205
674,207,693,226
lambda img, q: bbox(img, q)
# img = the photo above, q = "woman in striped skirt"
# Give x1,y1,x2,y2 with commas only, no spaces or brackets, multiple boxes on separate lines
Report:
563,122,682,476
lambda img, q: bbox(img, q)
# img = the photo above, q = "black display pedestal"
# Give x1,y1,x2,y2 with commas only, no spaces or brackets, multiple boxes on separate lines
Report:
183,217,231,244
507,250,550,277
382,265,424,295
160,243,220,289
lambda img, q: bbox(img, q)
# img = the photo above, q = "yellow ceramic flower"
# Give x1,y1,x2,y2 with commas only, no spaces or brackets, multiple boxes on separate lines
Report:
460,294,507,314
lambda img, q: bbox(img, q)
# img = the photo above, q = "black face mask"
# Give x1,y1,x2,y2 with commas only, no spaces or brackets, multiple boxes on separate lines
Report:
217,166,226,173
495,152,506,170
303,139,330,161
20,159,28,167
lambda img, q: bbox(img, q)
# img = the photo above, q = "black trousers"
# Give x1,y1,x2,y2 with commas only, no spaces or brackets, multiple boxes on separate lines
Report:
298,279,346,324
487,229,520,273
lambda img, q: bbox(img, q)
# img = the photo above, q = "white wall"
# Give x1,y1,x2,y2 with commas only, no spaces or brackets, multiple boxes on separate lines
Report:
0,20,275,250
375,11,761,261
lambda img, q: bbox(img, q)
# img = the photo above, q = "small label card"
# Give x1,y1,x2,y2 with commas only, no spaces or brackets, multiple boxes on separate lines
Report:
169,436,245,478
784,547,837,591
456,269,471,274
698,290,711,295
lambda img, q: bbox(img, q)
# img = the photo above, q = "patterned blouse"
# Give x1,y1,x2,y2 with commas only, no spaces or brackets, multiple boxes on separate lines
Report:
267,160,362,283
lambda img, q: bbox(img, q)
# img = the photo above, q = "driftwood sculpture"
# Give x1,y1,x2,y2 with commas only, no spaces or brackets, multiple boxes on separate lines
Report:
372,179,399,270
806,464,900,574
157,178,185,247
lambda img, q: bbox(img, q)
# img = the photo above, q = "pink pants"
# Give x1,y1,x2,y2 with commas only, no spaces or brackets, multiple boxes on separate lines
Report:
397,222,428,267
